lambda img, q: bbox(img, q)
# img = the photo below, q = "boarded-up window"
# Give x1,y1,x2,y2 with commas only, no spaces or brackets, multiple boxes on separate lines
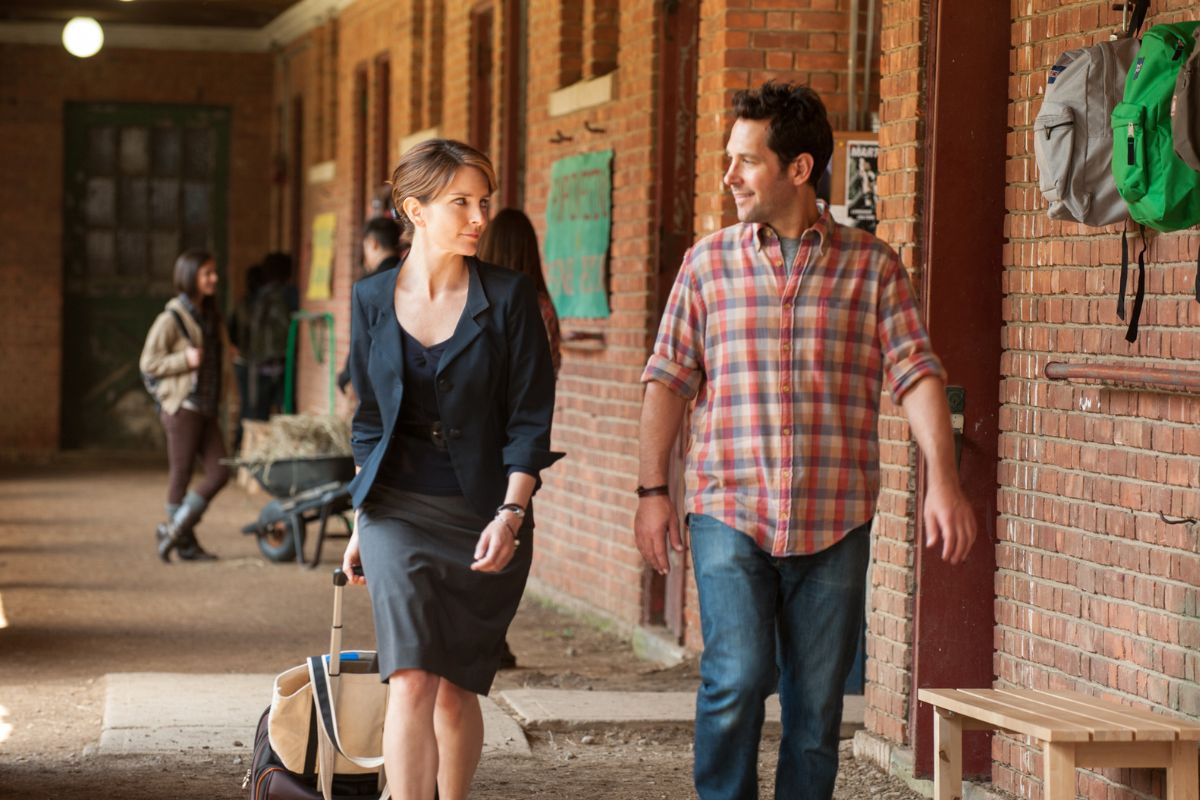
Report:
469,5,494,153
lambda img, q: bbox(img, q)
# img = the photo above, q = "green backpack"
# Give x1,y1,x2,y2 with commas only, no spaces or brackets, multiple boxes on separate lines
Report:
1110,22,1200,341
1112,22,1200,230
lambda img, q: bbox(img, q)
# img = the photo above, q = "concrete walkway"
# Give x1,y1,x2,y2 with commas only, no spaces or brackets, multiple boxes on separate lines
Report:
97,673,531,758
97,673,864,761
500,689,865,738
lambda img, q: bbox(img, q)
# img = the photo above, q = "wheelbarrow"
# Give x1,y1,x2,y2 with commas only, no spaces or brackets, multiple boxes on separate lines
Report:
236,455,356,568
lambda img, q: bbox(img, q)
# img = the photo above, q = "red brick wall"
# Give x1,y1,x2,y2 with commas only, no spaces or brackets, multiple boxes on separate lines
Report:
278,0,887,648
286,11,379,418
290,1,500,419
863,0,927,748
996,4,1200,798
521,0,661,627
0,43,272,456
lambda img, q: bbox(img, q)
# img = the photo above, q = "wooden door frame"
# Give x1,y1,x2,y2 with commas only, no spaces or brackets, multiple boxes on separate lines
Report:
374,52,392,189
498,0,525,209
290,95,304,267
644,0,699,641
910,0,1007,779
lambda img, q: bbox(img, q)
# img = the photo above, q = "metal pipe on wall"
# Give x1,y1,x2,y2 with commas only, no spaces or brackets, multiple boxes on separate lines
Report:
862,0,877,127
848,0,860,130
1045,361,1200,392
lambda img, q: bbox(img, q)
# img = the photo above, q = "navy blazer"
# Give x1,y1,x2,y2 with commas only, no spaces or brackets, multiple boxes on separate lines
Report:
346,257,564,519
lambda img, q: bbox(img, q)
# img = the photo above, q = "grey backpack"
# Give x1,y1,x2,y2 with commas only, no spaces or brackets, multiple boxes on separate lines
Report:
1034,36,1140,226
1173,27,1200,171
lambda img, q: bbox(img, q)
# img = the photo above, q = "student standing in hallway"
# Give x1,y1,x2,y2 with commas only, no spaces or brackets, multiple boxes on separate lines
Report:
633,82,977,800
141,250,231,562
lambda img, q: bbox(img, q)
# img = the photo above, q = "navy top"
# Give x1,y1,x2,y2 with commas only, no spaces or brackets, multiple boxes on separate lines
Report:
346,258,564,518
375,326,462,495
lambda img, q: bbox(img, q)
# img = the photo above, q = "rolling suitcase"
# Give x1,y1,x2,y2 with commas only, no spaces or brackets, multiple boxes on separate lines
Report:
245,568,390,800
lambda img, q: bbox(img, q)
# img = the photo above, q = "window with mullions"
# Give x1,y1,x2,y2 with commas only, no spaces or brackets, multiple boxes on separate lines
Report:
559,0,619,88
63,102,229,450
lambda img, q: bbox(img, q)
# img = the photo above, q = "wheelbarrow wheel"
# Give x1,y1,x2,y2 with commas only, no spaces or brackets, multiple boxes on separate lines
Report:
257,516,304,562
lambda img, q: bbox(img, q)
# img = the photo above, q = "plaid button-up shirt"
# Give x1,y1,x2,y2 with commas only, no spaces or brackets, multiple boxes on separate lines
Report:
642,205,945,556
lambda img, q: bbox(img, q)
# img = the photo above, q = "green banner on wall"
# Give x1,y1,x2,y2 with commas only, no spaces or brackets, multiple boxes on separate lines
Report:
544,150,613,319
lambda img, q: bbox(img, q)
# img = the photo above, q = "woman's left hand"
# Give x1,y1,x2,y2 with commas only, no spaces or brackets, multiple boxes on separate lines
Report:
471,517,519,573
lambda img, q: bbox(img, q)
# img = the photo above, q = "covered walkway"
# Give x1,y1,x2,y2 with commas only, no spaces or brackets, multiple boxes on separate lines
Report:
0,462,909,799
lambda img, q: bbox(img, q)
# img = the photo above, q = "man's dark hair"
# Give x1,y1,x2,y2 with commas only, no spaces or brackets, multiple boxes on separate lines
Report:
362,216,401,251
732,81,833,188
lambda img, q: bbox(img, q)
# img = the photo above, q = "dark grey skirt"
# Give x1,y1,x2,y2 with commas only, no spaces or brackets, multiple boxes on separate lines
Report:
357,484,532,695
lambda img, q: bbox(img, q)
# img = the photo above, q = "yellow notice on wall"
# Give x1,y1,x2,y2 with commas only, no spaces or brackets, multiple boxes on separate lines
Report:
306,212,336,300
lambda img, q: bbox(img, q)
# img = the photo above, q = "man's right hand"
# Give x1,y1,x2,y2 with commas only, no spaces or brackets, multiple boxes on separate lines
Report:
185,346,203,369
634,494,685,575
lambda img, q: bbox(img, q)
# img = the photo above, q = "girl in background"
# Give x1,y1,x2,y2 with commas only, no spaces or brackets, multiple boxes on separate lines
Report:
140,249,231,562
477,207,562,670
477,208,562,376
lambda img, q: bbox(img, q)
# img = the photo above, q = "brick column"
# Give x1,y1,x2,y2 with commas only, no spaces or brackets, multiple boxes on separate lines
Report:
863,0,927,750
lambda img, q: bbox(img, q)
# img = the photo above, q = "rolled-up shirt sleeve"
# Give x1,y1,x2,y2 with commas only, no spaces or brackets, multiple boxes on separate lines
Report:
877,252,945,404
641,248,706,399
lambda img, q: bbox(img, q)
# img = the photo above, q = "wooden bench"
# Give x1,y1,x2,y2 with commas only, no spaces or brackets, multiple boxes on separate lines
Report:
919,688,1200,800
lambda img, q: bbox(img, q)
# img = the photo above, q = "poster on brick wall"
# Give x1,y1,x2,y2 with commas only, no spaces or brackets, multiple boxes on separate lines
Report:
544,150,613,319
829,133,879,234
844,141,879,233
306,212,335,301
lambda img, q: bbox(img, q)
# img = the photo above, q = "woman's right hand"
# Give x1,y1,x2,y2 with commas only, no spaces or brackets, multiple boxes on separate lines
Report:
342,514,365,586
185,346,203,368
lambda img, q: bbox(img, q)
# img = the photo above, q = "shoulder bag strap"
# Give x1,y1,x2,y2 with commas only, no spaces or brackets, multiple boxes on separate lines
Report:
306,655,386,770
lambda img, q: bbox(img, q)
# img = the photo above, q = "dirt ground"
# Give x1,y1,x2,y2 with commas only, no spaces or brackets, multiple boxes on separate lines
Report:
0,461,923,799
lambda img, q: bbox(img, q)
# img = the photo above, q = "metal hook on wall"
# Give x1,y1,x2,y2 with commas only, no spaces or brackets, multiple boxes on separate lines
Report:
1112,0,1150,39
583,120,606,134
549,129,574,144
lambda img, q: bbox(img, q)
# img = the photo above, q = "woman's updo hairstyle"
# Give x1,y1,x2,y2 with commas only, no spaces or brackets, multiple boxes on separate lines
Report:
389,139,497,232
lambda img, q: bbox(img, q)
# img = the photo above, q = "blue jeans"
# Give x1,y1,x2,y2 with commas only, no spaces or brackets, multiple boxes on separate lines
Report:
688,514,871,800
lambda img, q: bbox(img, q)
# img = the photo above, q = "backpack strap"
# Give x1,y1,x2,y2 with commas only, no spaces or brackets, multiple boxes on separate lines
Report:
1124,225,1148,343
168,308,195,345
1118,224,1129,321
1125,0,1150,39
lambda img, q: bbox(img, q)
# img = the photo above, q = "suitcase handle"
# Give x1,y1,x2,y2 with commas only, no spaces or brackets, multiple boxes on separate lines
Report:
329,569,345,676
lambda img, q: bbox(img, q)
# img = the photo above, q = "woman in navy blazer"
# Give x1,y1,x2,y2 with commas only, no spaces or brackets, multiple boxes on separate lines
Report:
342,139,561,799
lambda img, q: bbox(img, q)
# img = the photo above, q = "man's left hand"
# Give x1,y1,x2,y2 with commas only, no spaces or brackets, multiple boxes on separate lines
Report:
923,481,977,564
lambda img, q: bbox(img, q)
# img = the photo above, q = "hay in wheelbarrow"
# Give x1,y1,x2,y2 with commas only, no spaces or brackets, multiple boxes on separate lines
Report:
240,414,352,461
235,414,352,496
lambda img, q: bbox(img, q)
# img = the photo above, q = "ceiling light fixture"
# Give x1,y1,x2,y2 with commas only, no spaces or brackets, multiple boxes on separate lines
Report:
62,16,104,58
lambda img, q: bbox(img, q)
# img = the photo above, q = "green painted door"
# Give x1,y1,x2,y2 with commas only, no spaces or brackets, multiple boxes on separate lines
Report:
62,103,229,450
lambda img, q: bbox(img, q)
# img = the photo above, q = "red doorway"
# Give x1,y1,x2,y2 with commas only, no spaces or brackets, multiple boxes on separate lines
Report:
643,0,699,641
910,0,1007,779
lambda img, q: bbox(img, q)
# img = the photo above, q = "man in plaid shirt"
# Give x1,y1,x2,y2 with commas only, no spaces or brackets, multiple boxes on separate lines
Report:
635,82,977,800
